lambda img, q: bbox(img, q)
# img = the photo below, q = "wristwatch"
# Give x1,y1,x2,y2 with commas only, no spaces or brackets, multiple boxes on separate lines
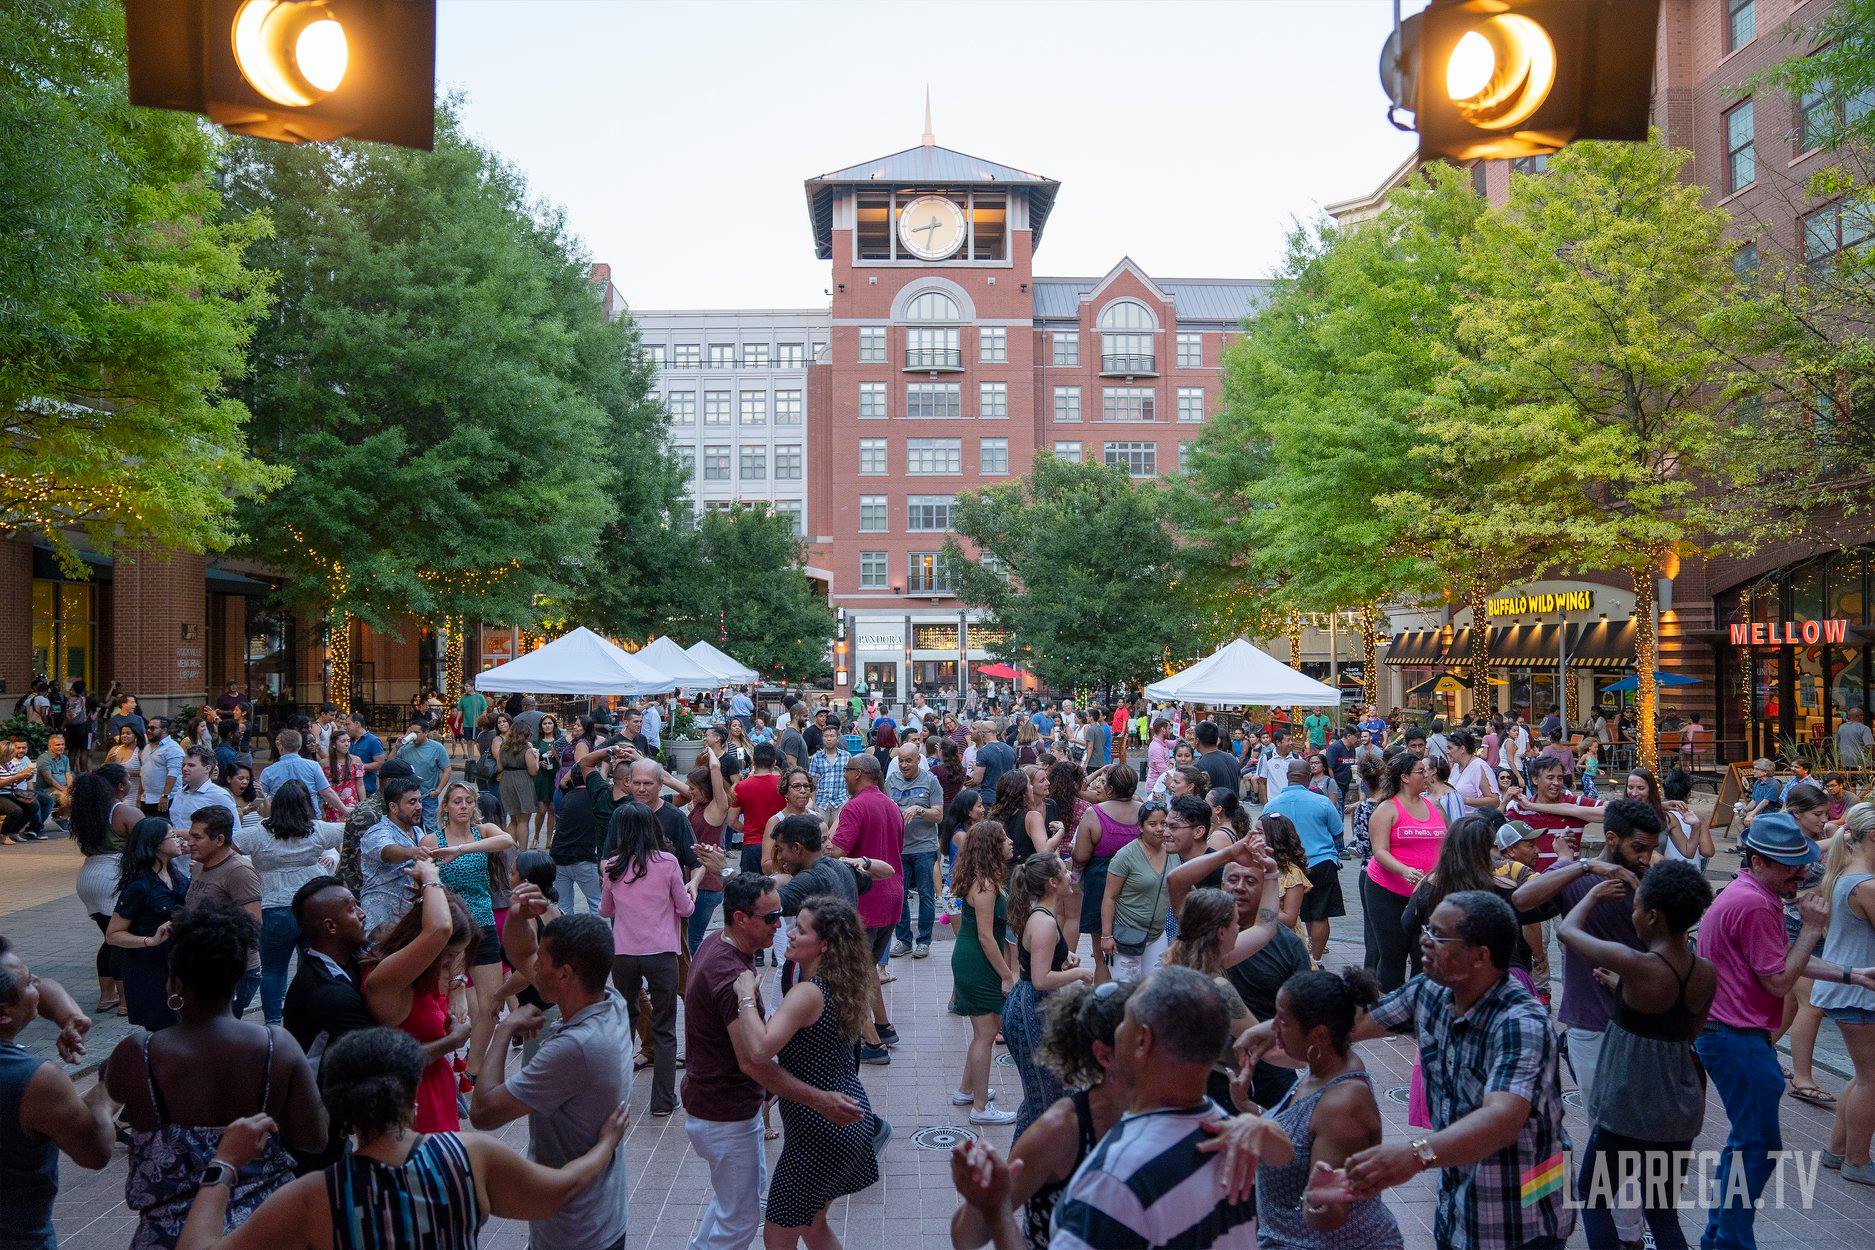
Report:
200,1159,239,1189
1409,1138,1439,1171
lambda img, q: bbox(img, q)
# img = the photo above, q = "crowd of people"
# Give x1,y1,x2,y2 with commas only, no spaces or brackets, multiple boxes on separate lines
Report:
5,682,1875,1250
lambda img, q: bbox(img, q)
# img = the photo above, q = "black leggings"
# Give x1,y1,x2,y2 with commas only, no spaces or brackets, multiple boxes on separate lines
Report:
0,794,35,836
1361,873,1415,992
91,913,124,981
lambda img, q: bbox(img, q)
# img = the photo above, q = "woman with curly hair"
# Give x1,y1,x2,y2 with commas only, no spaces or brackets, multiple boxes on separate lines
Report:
950,819,1018,1123
171,1026,627,1250
103,898,325,1250
1254,812,1313,943
733,896,883,1248
993,769,1055,859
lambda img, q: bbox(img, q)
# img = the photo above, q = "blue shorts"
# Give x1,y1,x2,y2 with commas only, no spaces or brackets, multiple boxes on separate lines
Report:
1824,1005,1875,1026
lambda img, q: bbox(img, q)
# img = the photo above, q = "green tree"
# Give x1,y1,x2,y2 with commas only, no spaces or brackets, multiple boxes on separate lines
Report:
1,0,282,567
1439,138,1799,765
670,506,834,682
221,105,649,702
946,454,1201,695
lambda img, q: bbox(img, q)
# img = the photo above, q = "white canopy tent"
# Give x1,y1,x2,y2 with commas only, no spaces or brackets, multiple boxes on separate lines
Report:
474,627,676,696
1144,638,1341,707
638,635,732,689
685,639,759,685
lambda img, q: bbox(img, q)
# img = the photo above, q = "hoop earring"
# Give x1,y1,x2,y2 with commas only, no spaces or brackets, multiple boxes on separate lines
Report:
1304,1042,1322,1065
166,992,184,1012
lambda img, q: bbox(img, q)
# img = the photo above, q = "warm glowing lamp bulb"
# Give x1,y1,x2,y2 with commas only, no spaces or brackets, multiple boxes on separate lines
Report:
1446,31,1497,103
232,1,347,108
295,18,348,93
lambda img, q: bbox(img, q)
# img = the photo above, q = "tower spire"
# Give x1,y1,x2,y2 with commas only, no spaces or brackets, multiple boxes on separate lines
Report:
921,86,934,147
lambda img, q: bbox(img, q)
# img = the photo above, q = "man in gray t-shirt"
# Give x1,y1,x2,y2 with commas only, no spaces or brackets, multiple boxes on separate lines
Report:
472,911,632,1250
886,744,944,955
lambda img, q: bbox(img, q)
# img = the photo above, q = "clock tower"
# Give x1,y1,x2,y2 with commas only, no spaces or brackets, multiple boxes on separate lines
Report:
803,129,1059,700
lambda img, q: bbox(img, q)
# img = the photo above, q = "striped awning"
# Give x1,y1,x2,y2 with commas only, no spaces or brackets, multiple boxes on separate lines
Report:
1569,619,1638,669
1383,628,1447,666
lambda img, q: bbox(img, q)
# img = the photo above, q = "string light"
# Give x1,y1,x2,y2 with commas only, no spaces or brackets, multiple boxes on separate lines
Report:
442,616,464,704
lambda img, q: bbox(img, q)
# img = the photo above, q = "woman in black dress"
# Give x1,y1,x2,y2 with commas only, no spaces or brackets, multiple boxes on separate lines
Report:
733,895,882,1249
105,817,191,1030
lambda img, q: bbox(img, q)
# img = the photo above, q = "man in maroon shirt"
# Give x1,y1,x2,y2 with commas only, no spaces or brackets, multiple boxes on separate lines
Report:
832,753,905,1056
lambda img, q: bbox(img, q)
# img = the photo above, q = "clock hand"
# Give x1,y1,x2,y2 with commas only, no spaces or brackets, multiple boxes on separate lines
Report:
914,218,942,240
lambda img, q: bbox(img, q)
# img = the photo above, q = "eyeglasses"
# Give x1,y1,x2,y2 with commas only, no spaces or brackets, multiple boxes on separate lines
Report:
1420,925,1463,946
1140,800,1169,814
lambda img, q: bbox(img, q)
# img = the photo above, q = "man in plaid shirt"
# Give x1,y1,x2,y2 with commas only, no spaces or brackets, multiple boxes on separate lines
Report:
1246,889,1573,1250
806,734,849,815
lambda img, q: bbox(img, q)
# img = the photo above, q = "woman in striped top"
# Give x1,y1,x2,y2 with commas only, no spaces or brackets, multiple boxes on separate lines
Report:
171,1027,627,1250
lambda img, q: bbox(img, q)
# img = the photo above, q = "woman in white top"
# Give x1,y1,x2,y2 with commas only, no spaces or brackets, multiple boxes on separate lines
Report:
236,778,345,1025
1447,730,1500,812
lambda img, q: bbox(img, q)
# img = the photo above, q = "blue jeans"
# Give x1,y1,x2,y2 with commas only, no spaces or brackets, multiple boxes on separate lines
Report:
688,889,723,953
895,850,938,946
1577,1125,1693,1250
35,791,54,828
420,794,438,831
556,859,603,915
259,906,299,1025
1695,1023,1782,1250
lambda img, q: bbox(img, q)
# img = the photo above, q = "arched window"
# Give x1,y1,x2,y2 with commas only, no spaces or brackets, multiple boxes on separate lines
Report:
907,290,962,322
1096,300,1154,331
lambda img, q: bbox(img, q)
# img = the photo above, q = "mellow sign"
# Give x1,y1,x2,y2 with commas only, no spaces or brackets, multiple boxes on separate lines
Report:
1729,619,1850,646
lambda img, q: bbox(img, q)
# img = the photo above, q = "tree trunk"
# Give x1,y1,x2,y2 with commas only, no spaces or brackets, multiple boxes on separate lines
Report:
443,616,465,704
1633,567,1658,772
1360,602,1381,708
1289,614,1304,726
1468,583,1491,715
328,608,353,716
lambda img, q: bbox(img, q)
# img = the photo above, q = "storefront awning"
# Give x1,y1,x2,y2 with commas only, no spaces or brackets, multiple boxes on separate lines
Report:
1488,623,1570,667
1569,619,1638,669
1383,628,1446,666
207,567,274,593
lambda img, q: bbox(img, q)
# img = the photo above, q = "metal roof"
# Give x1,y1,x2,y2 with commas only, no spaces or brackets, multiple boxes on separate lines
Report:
804,144,1060,259
1030,277,1275,325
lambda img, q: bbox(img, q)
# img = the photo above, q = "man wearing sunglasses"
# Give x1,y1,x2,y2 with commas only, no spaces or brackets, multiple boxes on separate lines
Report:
682,871,862,1250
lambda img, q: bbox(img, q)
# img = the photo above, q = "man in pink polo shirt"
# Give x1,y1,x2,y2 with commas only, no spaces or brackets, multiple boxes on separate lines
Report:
1695,813,1875,1249
832,753,904,1061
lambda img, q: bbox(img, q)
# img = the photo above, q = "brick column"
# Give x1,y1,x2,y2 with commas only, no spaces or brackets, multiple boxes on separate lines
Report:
0,538,35,697
109,548,208,716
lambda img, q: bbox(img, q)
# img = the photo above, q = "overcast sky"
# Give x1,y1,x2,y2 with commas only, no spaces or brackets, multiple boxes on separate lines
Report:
439,0,1419,310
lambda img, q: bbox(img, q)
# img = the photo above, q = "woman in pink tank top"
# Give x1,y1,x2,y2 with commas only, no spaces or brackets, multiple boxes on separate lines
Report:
1361,753,1446,990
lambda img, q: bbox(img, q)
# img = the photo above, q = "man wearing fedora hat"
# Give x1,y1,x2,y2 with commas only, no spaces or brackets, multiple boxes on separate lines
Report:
1696,812,1875,1249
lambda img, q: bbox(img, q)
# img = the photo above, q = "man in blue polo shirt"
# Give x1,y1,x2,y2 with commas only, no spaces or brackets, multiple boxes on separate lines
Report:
1263,758,1346,962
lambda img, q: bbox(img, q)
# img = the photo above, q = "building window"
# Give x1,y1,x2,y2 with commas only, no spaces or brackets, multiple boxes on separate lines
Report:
907,438,962,475
666,391,696,425
1102,387,1156,422
1471,163,1488,196
777,343,805,368
739,445,766,480
1176,333,1202,368
1798,75,1875,153
703,500,734,515
859,381,887,419
1177,388,1205,423
1510,154,1551,175
1104,441,1157,477
1726,0,1754,52
908,551,958,594
859,438,888,475
859,551,888,589
1725,100,1755,192
908,494,956,531
708,344,736,370
743,343,770,369
1176,442,1192,474
1098,300,1155,372
859,495,888,532
907,382,962,420
673,445,696,478
774,445,803,481
979,327,1006,363
1733,242,1760,282
979,382,1007,419
703,445,730,481
907,290,962,321
979,438,1009,475
644,344,666,368
858,326,887,363
739,391,767,425
906,326,961,369
774,389,803,424
1054,386,1081,423
1052,440,1082,463
703,390,732,426
1053,332,1079,367
772,499,804,537
671,343,701,369
1802,200,1874,265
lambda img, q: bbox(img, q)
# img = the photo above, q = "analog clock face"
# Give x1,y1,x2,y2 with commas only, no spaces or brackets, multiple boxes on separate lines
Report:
898,195,966,260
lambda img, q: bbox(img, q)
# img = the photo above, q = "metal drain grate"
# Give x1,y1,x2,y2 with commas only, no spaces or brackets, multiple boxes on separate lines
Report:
911,1126,979,1152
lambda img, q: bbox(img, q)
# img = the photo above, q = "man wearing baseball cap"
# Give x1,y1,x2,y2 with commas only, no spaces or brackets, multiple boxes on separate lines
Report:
1696,812,1875,1248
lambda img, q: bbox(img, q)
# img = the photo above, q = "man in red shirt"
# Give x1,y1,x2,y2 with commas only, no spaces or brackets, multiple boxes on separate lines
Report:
1500,756,1605,868
729,743,785,874
832,753,905,1059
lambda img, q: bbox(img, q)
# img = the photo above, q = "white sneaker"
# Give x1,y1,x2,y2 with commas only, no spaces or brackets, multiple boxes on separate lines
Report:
952,1088,995,1105
969,1106,1018,1125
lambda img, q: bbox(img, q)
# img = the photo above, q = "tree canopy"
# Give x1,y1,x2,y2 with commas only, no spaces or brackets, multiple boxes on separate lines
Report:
1,0,282,568
661,506,835,683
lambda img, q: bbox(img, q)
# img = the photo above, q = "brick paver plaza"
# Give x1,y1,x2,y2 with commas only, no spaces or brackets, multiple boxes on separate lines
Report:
7,818,1875,1249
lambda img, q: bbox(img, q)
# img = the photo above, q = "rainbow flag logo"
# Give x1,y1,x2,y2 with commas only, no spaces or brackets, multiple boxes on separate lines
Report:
1521,1152,1567,1207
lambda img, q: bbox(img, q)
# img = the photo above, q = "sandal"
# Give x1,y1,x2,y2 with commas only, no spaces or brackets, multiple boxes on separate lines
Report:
96,996,121,1014
633,1054,654,1071
764,1126,780,1141
1790,1082,1837,1108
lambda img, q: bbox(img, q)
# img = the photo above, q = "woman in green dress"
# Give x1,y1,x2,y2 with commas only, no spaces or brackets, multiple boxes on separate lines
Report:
950,815,1018,1124
532,713,567,851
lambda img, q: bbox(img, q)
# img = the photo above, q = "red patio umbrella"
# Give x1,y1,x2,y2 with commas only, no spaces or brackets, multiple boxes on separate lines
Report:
976,661,1026,681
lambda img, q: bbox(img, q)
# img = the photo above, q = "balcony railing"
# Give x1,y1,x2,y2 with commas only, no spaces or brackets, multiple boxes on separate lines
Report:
905,348,964,372
1100,352,1157,377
